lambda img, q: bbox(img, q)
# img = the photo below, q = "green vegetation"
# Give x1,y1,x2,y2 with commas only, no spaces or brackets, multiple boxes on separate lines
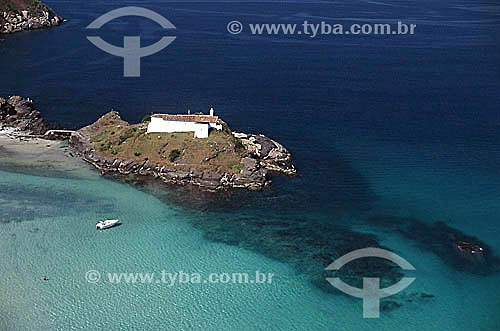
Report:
227,163,244,171
168,149,182,162
90,130,109,143
99,141,112,152
235,138,245,151
88,113,246,174
119,128,135,145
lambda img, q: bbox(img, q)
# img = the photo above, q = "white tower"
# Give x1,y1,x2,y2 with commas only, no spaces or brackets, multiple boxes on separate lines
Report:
209,107,214,116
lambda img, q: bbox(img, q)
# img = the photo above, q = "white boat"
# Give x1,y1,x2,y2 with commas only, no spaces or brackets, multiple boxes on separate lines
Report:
96,219,120,230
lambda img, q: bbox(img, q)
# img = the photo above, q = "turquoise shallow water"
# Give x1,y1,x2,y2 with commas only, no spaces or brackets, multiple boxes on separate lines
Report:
1,148,499,331
0,167,336,330
1,0,499,329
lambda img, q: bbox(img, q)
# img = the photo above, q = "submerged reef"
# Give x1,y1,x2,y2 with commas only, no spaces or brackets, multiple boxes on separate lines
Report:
366,215,500,275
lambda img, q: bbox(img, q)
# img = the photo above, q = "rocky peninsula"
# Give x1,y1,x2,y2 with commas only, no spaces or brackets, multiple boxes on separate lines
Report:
0,0,64,34
1,96,297,191
0,96,59,135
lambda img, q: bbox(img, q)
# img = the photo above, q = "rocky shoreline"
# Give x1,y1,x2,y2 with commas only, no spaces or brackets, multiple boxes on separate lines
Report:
0,2,64,34
0,96,58,135
69,112,297,191
1,96,297,191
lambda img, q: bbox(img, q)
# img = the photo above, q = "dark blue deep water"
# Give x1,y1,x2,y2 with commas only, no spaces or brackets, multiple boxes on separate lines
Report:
1,0,500,330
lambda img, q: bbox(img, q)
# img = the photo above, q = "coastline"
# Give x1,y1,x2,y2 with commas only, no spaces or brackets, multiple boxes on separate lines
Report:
0,127,90,178
2,0,500,328
70,112,298,191
0,127,65,158
1,96,297,191
0,1,64,34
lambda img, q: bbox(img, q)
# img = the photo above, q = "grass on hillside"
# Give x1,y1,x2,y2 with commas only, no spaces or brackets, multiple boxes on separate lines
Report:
89,118,247,174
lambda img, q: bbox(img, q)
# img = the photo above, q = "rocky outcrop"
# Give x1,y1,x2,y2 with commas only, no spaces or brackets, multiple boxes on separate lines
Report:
1,98,297,191
0,1,64,34
232,132,297,176
0,96,52,135
69,112,297,191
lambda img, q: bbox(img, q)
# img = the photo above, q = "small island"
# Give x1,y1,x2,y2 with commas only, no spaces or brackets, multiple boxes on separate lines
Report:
1,96,297,191
0,0,64,34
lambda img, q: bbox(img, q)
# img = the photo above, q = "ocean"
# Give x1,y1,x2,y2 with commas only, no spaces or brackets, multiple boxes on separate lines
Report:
1,0,500,330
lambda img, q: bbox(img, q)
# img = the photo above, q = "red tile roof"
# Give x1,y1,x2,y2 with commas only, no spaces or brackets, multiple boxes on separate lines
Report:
151,114,219,123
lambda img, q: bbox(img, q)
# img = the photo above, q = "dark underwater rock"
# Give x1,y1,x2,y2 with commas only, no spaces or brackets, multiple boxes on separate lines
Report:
380,300,402,311
366,215,500,275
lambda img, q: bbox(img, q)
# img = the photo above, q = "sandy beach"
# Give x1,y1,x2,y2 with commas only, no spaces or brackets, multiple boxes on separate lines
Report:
0,127,94,178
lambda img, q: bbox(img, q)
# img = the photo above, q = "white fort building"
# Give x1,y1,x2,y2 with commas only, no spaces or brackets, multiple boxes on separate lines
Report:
147,107,223,139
